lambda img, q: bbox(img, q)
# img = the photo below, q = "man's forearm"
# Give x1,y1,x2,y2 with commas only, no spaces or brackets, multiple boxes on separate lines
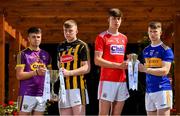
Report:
145,68,168,76
69,64,90,76
16,71,37,80
95,57,121,69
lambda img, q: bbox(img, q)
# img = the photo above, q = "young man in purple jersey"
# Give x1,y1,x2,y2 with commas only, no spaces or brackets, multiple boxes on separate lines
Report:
139,21,174,116
16,27,52,115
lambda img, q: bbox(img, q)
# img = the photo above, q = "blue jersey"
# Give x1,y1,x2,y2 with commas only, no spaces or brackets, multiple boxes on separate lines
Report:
143,43,174,93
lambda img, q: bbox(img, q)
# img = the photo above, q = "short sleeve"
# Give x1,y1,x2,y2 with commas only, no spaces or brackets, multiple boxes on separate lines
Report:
95,35,104,52
80,44,89,61
162,48,174,62
16,52,26,68
47,54,52,68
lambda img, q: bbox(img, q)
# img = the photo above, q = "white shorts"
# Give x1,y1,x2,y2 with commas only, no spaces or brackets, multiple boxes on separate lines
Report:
98,81,129,102
17,95,46,112
145,90,173,111
59,89,89,108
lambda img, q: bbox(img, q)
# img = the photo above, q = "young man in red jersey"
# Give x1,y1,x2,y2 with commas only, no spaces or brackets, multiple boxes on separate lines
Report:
94,8,129,115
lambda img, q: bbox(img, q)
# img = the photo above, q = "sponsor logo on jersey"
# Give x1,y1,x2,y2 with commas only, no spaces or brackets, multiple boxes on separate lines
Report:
30,62,46,70
145,58,162,68
110,45,124,55
61,55,74,63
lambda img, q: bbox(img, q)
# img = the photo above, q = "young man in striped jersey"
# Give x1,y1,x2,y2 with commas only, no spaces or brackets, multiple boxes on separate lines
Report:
57,19,90,115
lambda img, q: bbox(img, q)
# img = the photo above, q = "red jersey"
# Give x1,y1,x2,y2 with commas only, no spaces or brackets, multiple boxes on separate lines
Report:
95,31,128,82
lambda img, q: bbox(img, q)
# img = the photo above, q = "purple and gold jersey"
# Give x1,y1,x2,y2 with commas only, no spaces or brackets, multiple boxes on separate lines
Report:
16,47,51,96
143,43,174,93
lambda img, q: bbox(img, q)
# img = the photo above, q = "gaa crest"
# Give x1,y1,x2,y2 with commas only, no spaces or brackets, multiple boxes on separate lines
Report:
23,104,28,110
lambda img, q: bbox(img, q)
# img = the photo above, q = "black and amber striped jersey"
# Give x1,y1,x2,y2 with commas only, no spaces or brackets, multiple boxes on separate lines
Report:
57,39,89,90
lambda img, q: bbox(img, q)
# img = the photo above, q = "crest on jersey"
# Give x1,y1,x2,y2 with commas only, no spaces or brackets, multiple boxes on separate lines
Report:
150,50,154,56
61,55,74,63
42,55,47,61
154,51,159,57
110,45,124,55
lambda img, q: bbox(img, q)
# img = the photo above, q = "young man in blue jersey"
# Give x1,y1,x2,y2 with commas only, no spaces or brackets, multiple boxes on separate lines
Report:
139,21,174,116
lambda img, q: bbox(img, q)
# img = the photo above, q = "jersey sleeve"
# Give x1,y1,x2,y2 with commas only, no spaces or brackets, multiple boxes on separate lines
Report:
124,36,128,53
162,48,174,62
56,43,65,61
124,35,128,45
16,52,26,68
79,44,89,61
56,45,61,68
95,35,104,52
47,54,52,69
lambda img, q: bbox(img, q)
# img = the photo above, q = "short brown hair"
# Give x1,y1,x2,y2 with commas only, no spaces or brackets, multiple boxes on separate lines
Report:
27,27,41,34
63,19,77,28
108,8,123,17
148,21,162,29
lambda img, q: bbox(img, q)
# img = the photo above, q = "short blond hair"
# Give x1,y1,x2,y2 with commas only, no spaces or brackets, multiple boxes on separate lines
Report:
63,19,77,28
